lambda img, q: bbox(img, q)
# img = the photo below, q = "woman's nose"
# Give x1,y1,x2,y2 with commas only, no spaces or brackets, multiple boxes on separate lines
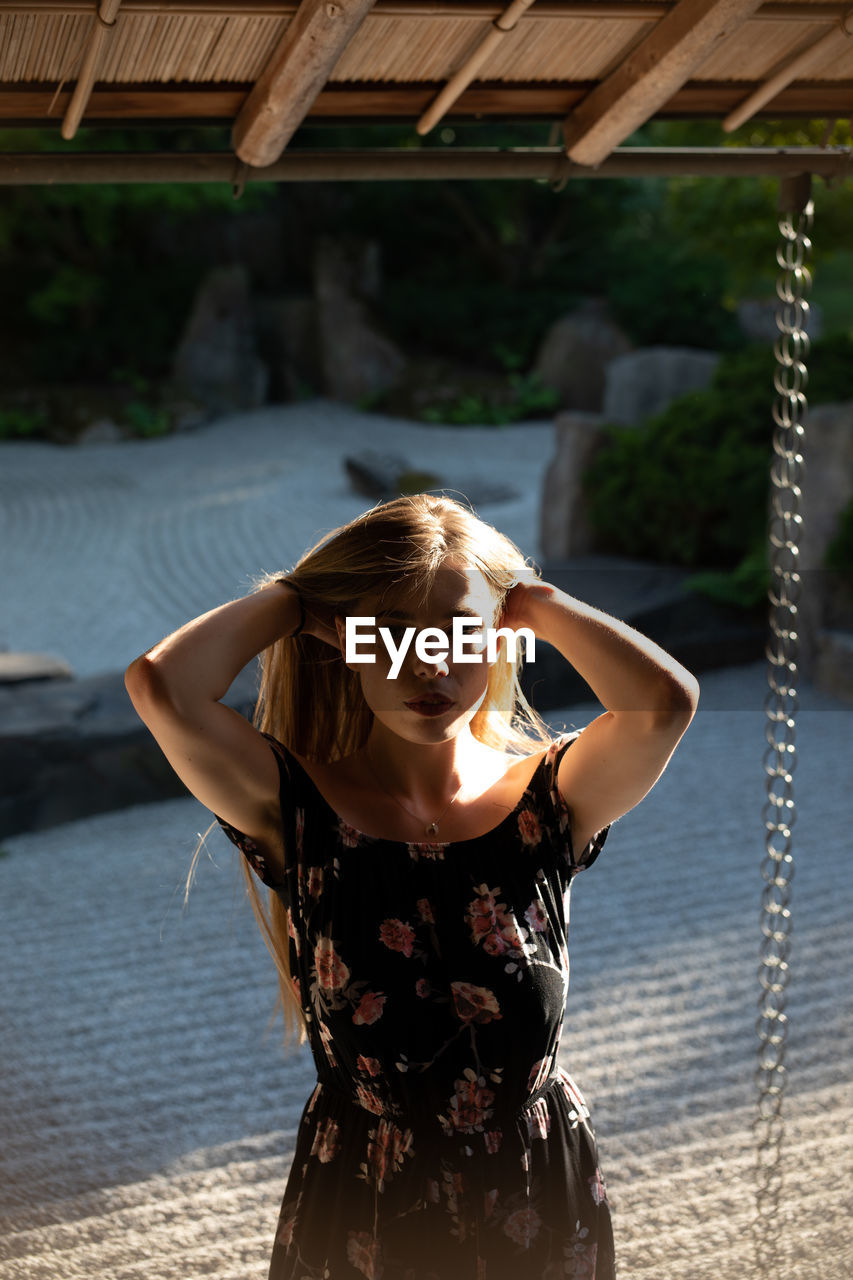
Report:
412,631,450,679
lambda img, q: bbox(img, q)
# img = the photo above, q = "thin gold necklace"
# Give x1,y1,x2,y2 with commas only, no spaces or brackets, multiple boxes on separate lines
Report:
365,745,465,838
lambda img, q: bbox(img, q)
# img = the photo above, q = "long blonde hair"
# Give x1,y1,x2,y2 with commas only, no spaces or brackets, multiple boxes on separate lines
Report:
243,494,551,1042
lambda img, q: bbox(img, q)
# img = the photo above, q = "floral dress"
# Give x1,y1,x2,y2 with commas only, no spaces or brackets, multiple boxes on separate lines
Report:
216,731,614,1280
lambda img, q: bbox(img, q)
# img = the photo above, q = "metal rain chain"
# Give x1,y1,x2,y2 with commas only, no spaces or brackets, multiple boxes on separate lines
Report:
752,172,813,1276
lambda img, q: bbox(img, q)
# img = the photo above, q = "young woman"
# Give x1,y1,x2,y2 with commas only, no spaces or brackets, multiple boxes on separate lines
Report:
126,494,699,1280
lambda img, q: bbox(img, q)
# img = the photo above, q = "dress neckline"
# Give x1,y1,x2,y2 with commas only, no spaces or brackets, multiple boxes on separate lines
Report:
277,739,554,850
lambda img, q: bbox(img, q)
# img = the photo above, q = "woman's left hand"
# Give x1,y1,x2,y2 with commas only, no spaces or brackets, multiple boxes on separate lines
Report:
499,578,551,635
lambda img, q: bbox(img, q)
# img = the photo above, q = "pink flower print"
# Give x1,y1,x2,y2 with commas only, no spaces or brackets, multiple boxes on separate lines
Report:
451,981,502,1025
483,1129,503,1154
337,818,361,848
416,897,435,924
524,899,548,932
379,918,416,957
589,1166,608,1206
286,908,301,956
567,1223,597,1278
415,978,432,999
466,885,525,957
354,1080,386,1117
526,1055,552,1093
353,990,386,1025
407,842,445,861
346,1230,382,1280
307,865,324,899
317,1017,338,1069
517,808,542,846
526,1099,551,1141
294,807,304,857
311,1117,341,1164
362,1119,414,1192
447,1071,495,1133
503,1207,542,1248
313,937,350,992
357,1055,382,1077
275,1208,297,1249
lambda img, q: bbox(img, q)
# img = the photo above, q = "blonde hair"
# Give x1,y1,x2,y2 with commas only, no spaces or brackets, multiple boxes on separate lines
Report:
242,494,551,1042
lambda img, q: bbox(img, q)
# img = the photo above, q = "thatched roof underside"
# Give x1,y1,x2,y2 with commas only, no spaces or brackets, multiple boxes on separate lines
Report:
2,1,853,172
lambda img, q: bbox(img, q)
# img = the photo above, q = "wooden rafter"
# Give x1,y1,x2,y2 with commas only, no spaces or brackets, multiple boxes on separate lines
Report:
415,0,536,136
3,81,853,124
563,0,767,167
231,0,377,167
724,8,853,130
61,0,123,139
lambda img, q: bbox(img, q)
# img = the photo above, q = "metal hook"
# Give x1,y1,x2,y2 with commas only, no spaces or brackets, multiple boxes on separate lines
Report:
232,158,249,201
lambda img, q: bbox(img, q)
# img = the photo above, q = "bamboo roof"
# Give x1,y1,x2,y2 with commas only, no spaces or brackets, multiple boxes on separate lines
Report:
1,1,852,172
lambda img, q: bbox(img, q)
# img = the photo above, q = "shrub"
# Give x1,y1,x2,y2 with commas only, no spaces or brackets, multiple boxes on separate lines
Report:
583,335,853,570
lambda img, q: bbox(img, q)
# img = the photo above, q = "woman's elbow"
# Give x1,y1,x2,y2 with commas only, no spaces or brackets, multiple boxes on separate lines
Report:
125,652,170,714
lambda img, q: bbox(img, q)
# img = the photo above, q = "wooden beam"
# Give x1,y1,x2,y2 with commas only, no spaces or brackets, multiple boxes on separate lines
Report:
1,146,852,185
0,1,849,19
3,81,853,124
723,11,853,131
563,0,767,167
61,0,123,140
231,0,377,167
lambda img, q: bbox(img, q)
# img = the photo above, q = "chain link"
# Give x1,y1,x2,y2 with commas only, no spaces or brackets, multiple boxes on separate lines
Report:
752,194,813,1275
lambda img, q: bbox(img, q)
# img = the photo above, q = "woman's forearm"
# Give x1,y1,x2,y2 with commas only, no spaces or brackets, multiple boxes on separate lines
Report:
516,581,699,719
126,581,300,710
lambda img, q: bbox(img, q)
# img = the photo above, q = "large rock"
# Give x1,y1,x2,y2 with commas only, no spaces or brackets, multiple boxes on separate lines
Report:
0,665,258,839
533,299,632,412
793,400,853,697
255,295,323,401
539,412,613,558
603,347,719,426
173,264,269,415
738,296,823,344
314,239,406,404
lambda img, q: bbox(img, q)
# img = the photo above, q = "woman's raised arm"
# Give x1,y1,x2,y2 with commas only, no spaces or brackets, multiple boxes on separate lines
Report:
125,581,303,843
503,580,700,854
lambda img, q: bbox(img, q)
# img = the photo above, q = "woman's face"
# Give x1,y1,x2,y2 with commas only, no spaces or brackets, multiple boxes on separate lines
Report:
336,562,502,745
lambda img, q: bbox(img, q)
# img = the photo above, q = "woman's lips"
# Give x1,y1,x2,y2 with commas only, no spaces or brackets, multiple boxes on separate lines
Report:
405,696,455,717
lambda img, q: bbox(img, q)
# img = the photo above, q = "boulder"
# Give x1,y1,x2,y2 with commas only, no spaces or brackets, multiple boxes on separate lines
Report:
602,346,719,426
792,400,853,698
314,239,406,404
255,295,323,401
344,453,517,508
172,264,269,415
532,298,632,412
0,652,74,683
539,412,612,558
737,296,823,344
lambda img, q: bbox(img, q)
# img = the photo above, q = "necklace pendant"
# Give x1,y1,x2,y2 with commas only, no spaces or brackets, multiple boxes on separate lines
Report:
426,821,439,837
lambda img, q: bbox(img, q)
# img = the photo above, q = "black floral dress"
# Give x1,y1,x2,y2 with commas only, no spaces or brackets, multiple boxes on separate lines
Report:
216,731,614,1280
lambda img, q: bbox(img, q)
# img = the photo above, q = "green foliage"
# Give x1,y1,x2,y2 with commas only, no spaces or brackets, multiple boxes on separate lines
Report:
0,404,48,438
824,498,853,570
419,370,558,426
584,334,853,570
684,544,770,610
122,399,171,437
